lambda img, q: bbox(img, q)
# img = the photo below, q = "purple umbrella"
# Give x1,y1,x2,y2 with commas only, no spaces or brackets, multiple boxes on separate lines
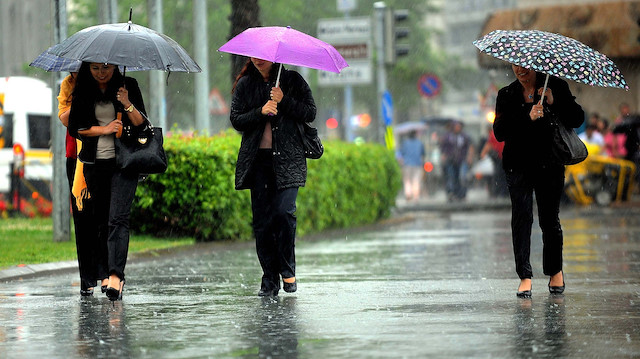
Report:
218,26,348,86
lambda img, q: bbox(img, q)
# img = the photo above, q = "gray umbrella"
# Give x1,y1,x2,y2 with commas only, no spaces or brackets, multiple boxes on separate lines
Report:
48,21,201,73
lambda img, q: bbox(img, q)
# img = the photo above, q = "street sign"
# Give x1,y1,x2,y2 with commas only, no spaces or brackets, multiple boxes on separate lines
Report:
382,90,393,126
318,61,372,86
417,73,442,98
318,17,372,86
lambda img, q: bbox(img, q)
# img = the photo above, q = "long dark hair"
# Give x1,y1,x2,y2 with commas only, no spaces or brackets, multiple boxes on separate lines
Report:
231,58,280,94
72,62,124,105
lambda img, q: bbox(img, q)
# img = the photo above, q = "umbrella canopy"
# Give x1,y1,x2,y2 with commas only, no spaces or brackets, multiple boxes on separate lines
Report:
218,26,348,74
395,121,427,135
473,29,628,90
30,46,143,73
48,21,201,72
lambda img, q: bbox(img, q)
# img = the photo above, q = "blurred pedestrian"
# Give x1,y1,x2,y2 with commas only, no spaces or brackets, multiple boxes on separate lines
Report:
68,62,147,301
494,65,584,298
230,57,317,297
479,125,507,197
599,118,626,158
439,120,473,201
578,123,604,148
57,72,104,297
399,130,425,200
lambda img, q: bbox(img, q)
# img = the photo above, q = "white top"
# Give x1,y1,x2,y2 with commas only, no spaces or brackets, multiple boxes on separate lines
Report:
95,101,116,160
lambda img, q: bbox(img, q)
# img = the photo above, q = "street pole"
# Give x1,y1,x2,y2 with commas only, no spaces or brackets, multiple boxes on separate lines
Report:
51,0,70,242
374,2,387,144
148,0,167,129
343,11,353,142
193,0,210,133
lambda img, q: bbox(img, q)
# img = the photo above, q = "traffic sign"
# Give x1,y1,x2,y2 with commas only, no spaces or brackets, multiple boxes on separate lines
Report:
382,90,393,126
318,17,372,86
417,74,441,98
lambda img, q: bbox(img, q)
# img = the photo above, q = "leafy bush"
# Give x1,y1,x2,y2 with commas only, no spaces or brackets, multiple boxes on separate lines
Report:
131,130,401,241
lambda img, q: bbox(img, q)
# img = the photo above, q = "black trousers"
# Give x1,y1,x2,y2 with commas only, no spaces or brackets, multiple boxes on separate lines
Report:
67,158,97,291
250,150,298,291
505,164,564,279
84,159,138,281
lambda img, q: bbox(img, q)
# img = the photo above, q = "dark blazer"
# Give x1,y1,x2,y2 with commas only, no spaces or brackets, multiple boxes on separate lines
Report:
68,77,146,164
231,66,316,190
494,73,584,170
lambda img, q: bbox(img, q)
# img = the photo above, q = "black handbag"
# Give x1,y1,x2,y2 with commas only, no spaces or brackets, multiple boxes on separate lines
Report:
548,112,588,165
115,115,168,175
297,121,323,159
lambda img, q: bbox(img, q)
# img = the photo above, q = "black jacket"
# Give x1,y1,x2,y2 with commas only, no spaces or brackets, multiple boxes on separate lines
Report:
68,77,146,164
231,66,316,190
494,73,584,170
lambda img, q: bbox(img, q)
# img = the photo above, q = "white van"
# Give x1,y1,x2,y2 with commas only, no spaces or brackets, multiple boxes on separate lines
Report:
0,76,53,199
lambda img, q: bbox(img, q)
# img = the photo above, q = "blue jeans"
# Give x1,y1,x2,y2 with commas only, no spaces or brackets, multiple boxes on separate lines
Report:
444,162,467,199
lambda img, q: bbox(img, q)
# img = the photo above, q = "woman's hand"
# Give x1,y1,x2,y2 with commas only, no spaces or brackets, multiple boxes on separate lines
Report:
538,87,554,105
270,87,283,103
116,87,132,108
105,118,123,135
530,103,544,121
261,100,278,116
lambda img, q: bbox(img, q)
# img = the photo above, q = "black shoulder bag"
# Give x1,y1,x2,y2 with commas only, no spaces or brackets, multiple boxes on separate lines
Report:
548,111,588,165
297,121,323,159
115,112,168,175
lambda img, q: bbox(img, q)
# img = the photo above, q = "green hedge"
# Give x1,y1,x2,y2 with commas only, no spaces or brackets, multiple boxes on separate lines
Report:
131,130,401,241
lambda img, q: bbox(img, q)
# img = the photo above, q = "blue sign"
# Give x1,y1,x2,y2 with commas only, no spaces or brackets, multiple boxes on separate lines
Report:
382,90,393,126
417,74,441,98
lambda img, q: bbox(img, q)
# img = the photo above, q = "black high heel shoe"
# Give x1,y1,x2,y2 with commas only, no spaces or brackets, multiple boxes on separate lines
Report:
106,279,125,301
516,280,532,298
283,278,297,293
80,288,94,297
516,288,532,298
548,272,565,294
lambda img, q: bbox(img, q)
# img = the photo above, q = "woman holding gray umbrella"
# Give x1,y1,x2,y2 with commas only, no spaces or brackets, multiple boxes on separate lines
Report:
494,64,584,298
68,62,147,301
230,57,316,297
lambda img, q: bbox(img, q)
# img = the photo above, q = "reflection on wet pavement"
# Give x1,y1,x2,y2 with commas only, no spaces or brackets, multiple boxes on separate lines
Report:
1,208,639,358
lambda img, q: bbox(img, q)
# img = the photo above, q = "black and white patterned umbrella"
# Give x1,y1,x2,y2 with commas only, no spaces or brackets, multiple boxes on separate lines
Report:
474,29,628,89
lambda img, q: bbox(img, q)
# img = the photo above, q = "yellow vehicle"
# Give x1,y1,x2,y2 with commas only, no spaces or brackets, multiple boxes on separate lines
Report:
564,144,635,206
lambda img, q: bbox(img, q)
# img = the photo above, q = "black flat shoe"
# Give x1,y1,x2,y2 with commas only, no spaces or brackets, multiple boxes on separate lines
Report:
80,288,94,297
516,289,532,298
283,281,297,293
258,288,279,297
549,281,565,294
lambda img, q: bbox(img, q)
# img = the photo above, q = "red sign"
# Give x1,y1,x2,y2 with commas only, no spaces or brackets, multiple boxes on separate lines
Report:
417,74,441,98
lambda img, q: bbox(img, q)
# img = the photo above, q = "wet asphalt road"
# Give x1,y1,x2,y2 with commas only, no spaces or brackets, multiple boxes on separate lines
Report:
1,206,640,358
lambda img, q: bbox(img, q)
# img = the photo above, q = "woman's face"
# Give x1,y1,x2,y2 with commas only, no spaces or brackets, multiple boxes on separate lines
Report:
89,63,116,87
250,57,273,79
511,64,536,85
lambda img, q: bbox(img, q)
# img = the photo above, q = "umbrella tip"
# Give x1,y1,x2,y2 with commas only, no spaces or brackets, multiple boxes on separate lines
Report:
287,25,291,29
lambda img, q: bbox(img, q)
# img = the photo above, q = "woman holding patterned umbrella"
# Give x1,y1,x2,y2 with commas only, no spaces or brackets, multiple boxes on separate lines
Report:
494,64,584,297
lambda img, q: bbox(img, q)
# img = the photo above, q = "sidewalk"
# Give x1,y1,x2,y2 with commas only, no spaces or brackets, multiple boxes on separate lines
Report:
394,186,511,213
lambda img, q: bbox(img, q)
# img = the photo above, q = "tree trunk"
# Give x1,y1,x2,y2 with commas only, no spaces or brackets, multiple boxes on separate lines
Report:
229,0,260,83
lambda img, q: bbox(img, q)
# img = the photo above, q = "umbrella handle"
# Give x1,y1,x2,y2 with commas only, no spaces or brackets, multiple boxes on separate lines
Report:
539,74,549,106
275,63,282,88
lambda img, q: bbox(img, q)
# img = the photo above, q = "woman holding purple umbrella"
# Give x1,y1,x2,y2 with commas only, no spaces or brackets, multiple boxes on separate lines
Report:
230,58,316,297
494,64,584,298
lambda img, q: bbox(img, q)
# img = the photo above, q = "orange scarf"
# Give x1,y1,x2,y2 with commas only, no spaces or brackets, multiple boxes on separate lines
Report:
71,140,90,211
